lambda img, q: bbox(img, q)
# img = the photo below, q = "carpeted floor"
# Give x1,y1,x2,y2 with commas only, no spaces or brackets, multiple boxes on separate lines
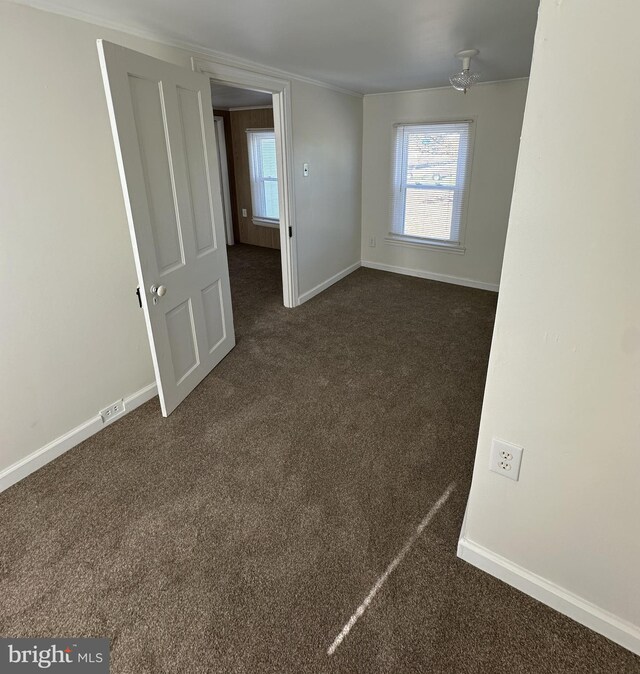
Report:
1,244,638,673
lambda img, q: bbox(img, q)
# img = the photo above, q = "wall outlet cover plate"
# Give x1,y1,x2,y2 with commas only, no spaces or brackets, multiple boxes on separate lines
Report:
100,399,125,425
490,438,524,481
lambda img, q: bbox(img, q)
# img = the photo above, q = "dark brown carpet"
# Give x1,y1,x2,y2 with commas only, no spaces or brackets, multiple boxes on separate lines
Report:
1,244,638,673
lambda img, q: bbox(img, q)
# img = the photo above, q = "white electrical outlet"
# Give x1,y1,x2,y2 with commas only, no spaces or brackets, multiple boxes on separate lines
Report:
368,235,376,247
303,163,309,177
242,208,247,217
100,399,125,425
489,438,523,481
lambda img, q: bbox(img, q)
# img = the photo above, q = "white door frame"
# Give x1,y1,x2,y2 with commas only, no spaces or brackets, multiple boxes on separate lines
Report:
192,57,298,308
213,115,234,246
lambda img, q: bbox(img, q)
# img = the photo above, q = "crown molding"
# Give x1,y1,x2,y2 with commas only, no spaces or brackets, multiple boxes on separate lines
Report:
12,0,364,98
228,106,274,111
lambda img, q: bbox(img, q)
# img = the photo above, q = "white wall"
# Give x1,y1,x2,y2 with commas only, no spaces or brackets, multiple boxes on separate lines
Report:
0,1,362,478
293,80,362,300
361,80,528,290
460,0,640,653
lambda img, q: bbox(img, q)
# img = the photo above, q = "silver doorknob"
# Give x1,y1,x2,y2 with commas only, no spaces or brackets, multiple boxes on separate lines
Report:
150,284,167,297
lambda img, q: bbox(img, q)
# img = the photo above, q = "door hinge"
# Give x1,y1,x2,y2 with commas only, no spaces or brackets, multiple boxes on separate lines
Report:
288,226,293,238
135,287,142,308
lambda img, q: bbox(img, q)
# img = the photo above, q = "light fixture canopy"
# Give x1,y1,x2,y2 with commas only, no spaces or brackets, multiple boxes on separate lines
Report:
450,49,480,94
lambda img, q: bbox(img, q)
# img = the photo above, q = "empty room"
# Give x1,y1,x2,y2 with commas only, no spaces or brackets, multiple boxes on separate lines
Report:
1,0,638,672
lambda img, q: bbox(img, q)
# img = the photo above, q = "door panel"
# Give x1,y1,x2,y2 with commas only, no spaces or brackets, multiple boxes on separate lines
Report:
177,87,218,256
128,74,185,274
98,40,235,416
201,280,226,352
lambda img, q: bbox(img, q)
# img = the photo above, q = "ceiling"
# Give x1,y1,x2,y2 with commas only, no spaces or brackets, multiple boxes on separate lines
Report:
23,0,539,93
210,83,273,110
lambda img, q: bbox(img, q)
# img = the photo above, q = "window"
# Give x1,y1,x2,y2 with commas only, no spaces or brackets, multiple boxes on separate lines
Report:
391,121,473,249
247,129,279,226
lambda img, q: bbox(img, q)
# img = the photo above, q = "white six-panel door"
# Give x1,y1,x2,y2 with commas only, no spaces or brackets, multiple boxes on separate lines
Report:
97,40,235,416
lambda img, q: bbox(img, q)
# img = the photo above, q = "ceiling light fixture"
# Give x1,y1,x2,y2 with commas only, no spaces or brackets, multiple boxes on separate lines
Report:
450,49,480,94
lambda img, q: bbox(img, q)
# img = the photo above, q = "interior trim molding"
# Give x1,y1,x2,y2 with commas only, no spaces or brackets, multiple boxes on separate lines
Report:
298,261,361,305
0,382,157,494
17,0,363,98
458,537,640,657
361,260,499,292
384,235,466,255
228,106,274,112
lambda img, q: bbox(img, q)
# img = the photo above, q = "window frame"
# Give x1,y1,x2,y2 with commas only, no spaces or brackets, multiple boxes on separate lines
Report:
388,118,476,253
246,128,280,228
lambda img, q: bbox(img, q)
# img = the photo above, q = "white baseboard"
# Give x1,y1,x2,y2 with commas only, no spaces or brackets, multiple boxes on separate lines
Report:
458,537,640,656
0,382,157,494
361,260,499,292
297,261,361,305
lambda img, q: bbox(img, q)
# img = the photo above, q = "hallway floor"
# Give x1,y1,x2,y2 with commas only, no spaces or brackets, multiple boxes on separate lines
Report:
1,244,638,673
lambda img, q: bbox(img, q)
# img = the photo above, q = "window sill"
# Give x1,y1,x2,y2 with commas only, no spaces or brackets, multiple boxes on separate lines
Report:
252,218,280,229
384,235,466,255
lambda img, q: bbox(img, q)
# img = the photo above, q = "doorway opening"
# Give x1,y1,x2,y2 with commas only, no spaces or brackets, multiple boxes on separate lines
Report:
211,82,285,317
194,57,297,309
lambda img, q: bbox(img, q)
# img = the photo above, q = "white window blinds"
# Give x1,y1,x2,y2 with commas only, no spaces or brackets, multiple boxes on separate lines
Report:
247,129,279,222
391,121,473,245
